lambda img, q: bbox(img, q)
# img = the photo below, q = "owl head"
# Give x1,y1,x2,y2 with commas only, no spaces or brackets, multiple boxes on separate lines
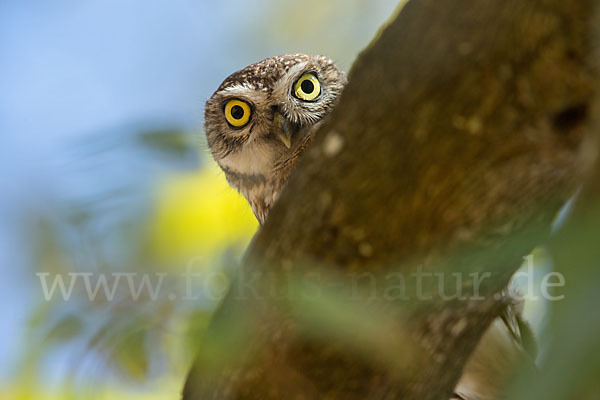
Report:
204,54,346,223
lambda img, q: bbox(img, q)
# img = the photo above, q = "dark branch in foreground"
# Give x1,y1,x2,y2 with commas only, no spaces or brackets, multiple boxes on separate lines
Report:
184,0,599,398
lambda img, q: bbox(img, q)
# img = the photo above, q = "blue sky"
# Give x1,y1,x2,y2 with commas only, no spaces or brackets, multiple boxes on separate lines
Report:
0,0,399,387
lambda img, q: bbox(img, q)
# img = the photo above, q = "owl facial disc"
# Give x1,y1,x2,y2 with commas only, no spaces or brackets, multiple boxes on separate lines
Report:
204,54,347,224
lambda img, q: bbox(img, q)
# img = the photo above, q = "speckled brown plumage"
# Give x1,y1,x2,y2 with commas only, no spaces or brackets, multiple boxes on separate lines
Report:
204,54,347,223
217,54,314,93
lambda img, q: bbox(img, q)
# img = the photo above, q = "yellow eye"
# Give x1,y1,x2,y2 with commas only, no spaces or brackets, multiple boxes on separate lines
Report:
294,73,321,101
224,99,252,128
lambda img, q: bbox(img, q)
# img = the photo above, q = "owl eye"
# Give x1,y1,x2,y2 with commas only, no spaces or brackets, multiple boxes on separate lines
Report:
223,99,252,128
293,72,321,101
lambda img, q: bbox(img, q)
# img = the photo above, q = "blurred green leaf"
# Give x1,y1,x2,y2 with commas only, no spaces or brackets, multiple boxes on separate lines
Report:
136,129,196,158
44,314,84,344
112,329,149,382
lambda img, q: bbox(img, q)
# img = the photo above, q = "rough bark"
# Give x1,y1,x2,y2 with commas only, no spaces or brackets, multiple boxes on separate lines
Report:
184,0,598,399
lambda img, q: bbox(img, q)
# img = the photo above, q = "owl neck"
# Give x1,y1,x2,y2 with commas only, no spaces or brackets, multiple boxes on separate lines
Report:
220,126,318,224
221,166,283,225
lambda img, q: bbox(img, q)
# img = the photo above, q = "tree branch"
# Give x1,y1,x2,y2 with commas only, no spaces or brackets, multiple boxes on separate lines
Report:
184,0,598,398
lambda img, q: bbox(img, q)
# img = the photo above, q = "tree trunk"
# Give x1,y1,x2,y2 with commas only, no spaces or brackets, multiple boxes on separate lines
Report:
183,0,599,398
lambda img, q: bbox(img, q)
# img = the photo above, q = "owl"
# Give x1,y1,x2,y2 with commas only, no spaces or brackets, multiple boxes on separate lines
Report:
204,54,346,224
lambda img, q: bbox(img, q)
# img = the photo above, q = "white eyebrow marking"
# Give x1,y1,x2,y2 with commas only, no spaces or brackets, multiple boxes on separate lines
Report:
286,61,309,79
218,83,256,94
215,84,269,107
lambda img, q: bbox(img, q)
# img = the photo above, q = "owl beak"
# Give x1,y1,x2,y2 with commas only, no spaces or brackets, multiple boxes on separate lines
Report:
273,112,293,149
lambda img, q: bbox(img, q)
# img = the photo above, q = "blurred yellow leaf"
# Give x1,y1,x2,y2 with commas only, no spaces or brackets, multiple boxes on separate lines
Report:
4,384,180,400
148,162,257,263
